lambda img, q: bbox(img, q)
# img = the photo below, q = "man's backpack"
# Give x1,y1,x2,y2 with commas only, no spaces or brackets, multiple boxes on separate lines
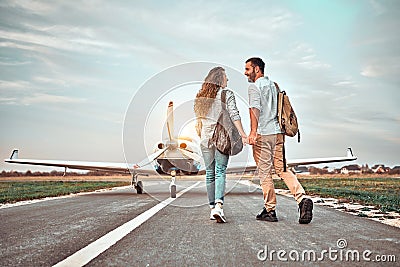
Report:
274,82,300,143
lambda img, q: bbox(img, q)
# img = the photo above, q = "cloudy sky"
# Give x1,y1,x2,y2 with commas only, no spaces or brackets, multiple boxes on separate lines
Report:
1,0,399,172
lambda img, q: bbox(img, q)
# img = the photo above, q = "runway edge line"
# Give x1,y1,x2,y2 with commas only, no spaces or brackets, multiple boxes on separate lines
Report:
53,181,201,267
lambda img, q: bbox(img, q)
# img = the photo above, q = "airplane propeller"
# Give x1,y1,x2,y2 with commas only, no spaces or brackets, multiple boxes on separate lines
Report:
166,101,202,162
166,101,174,141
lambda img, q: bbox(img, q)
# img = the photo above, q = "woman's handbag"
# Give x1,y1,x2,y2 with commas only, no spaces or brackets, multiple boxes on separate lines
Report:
210,90,243,156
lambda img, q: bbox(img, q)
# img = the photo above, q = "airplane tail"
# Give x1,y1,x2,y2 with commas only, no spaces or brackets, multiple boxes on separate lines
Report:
347,147,354,158
167,101,174,141
10,149,19,160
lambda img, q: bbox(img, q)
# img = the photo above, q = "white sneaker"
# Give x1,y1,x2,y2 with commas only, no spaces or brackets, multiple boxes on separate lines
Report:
212,203,226,223
210,208,216,220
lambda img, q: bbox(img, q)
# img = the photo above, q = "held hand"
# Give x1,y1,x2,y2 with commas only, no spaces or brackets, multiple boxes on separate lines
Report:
248,132,257,145
241,135,248,145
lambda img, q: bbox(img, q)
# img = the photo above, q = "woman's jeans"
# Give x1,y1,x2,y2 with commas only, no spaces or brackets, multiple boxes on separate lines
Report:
201,145,229,208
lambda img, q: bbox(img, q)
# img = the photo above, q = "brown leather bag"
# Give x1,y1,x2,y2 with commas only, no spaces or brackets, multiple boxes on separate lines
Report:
209,90,243,156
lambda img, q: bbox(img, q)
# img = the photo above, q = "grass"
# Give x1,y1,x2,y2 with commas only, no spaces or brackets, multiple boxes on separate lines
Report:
0,181,130,204
274,177,400,213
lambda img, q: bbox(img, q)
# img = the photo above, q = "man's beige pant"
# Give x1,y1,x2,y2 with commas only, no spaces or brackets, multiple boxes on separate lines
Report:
252,133,305,211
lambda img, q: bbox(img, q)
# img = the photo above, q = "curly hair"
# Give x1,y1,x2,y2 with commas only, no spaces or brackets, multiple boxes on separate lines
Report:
194,67,225,118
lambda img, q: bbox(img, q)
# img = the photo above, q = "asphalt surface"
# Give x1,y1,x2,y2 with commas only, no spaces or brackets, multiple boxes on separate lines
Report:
1,178,399,266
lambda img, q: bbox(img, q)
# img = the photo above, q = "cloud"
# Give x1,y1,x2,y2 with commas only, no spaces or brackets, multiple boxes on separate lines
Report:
0,97,17,105
369,0,388,15
332,78,358,88
296,60,331,70
0,78,85,105
0,80,31,90
352,1,400,83
385,136,400,144
0,28,115,56
0,41,46,54
361,64,382,78
361,58,400,80
291,43,331,70
332,93,357,102
3,0,55,14
20,93,86,105
32,76,68,87
0,94,85,106
0,58,31,66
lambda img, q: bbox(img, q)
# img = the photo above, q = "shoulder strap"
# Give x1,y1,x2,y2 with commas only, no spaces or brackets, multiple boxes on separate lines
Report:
275,82,288,171
274,82,280,93
221,89,227,104
221,89,228,110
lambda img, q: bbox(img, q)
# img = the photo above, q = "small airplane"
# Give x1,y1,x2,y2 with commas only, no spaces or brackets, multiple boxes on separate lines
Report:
5,101,357,198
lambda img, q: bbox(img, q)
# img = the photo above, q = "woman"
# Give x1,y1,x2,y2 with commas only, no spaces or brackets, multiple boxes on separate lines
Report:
194,67,247,223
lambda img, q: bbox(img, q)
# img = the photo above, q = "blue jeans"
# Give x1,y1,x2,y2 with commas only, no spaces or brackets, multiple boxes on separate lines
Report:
201,145,229,208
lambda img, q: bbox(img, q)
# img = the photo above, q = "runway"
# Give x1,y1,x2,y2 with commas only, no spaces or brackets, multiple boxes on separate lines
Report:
1,178,399,266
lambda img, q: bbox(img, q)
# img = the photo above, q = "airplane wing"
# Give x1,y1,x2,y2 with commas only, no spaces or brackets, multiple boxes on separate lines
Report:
225,148,357,174
134,147,169,168
286,147,357,167
5,147,357,175
4,149,159,175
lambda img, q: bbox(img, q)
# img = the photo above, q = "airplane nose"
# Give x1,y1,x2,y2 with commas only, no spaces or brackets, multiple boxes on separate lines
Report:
166,140,178,149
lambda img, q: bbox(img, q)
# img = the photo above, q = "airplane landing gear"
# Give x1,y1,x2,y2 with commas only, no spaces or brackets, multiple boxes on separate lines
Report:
136,181,143,194
170,170,176,198
131,173,148,194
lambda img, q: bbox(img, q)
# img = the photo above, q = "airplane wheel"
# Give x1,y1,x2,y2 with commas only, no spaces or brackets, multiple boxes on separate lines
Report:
136,181,143,194
170,185,176,198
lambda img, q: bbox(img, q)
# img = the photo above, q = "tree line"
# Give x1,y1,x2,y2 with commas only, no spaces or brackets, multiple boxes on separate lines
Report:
0,170,127,177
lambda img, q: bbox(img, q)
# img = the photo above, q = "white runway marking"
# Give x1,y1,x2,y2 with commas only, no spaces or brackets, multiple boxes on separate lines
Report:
53,181,201,267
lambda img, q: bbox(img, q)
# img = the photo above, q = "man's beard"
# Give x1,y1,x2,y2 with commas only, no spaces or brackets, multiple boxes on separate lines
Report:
247,70,256,82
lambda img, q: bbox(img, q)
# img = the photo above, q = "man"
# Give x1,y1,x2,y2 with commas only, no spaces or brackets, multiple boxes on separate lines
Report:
244,57,313,224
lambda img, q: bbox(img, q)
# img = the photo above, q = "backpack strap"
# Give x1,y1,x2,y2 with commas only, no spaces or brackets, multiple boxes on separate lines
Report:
221,89,227,105
275,82,288,172
221,89,229,113
283,140,287,172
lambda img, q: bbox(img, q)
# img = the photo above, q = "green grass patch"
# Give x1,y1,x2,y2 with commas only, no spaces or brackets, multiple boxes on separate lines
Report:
274,177,400,213
0,181,130,204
